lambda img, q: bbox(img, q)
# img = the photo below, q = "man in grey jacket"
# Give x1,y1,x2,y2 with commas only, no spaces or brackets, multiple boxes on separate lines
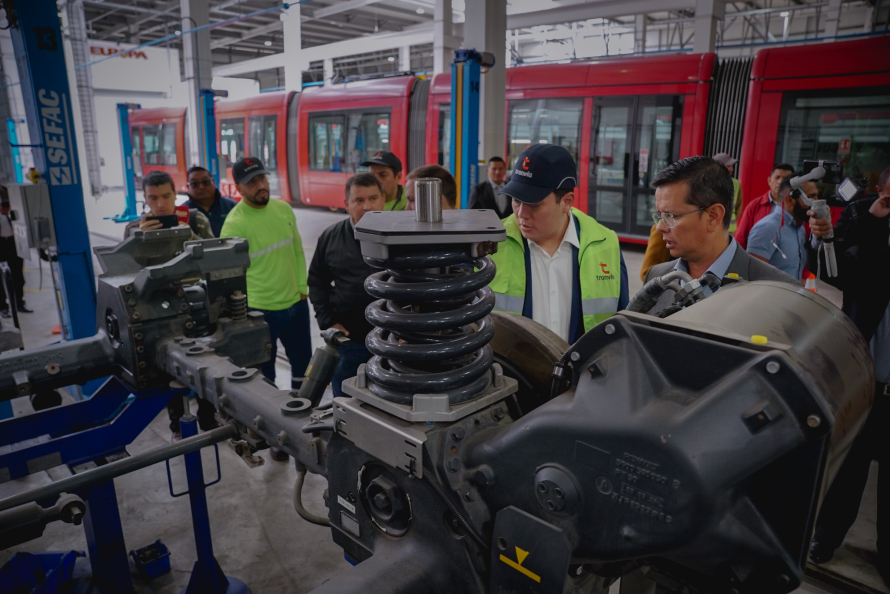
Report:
642,156,796,316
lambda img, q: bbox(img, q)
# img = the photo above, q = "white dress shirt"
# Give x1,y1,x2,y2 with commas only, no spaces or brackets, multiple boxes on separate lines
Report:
490,179,508,214
528,213,579,342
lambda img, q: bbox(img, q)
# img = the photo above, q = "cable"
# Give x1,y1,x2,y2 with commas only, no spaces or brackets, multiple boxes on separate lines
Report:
423,467,489,553
293,463,330,527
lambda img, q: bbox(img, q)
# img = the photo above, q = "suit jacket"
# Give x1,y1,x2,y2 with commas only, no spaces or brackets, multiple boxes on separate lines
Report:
468,180,512,220
643,242,798,316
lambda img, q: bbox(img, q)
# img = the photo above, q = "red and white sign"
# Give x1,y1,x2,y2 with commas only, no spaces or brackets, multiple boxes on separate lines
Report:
837,138,852,155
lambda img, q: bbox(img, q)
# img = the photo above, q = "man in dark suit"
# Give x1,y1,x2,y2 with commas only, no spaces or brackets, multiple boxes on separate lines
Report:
642,156,797,316
468,156,512,219
0,186,32,318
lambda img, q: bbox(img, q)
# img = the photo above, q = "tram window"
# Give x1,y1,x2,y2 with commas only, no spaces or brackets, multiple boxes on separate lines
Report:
249,115,279,193
220,118,245,166
346,111,391,173
131,127,143,177
508,98,583,169
778,93,890,195
161,123,177,166
308,114,346,172
635,97,683,227
142,125,161,166
438,103,451,167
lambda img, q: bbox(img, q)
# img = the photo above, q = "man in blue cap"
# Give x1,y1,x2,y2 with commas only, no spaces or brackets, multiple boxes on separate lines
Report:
489,144,628,343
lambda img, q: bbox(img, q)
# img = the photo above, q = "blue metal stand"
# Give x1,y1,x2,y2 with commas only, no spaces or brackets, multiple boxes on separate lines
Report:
450,49,491,209
82,481,133,594
167,392,249,594
113,103,142,223
7,0,98,340
198,89,227,187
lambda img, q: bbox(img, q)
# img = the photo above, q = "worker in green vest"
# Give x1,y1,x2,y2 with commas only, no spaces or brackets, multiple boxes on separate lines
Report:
489,144,629,344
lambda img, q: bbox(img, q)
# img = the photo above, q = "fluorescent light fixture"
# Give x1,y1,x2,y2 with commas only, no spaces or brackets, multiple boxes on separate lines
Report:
388,56,395,62
264,40,272,46
175,30,181,35
780,11,789,17
416,8,425,14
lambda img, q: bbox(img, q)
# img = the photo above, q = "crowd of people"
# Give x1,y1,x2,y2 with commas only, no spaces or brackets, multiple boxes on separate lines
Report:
118,144,886,579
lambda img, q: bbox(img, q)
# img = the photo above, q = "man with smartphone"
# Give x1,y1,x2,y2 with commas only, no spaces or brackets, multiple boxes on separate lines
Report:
124,171,213,240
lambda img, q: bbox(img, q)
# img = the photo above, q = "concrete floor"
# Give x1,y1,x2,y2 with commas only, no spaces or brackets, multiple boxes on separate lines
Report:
0,205,876,594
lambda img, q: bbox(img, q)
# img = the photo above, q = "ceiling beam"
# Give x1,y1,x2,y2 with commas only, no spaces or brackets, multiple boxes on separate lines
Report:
307,0,386,21
506,0,696,30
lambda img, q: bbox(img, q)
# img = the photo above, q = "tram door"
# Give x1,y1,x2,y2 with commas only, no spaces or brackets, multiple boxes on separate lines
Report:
589,95,683,238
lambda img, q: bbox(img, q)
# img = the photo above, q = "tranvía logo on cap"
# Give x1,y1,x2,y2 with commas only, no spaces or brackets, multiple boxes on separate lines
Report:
374,152,382,158
245,159,255,166
514,157,533,178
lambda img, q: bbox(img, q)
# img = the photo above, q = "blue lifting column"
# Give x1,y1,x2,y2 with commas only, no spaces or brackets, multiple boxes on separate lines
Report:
449,49,496,209
7,0,97,339
198,89,228,187
113,103,141,223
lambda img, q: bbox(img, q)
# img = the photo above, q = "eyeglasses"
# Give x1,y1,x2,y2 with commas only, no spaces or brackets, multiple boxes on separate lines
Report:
651,207,706,229
188,179,214,189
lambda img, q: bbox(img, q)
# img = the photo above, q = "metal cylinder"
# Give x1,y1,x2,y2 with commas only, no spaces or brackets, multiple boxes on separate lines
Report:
414,178,442,223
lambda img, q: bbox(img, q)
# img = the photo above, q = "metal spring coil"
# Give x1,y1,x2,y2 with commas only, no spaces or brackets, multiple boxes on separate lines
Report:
229,290,247,321
363,248,497,405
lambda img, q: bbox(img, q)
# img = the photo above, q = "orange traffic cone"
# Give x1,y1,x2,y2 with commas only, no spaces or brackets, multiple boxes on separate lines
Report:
804,273,817,292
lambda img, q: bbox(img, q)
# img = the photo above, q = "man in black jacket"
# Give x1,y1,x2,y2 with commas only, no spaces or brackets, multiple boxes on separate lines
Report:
184,166,237,237
806,165,889,582
468,156,512,219
308,173,385,396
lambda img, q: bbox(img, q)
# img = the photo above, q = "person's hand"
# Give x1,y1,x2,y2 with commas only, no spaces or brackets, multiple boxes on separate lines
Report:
807,211,832,238
139,216,162,231
868,194,890,218
332,323,350,336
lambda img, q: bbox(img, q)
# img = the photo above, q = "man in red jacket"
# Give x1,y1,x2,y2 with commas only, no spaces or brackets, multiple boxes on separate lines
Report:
734,163,794,249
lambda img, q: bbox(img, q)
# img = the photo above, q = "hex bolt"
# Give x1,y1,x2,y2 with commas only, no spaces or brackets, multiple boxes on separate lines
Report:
185,322,195,330
553,487,565,499
136,346,145,354
492,407,505,421
766,361,781,374
537,482,549,494
138,361,146,368
180,303,189,311
127,299,136,307
124,285,133,292
450,426,465,441
132,312,141,320
807,415,821,428
373,492,391,511
604,324,616,335
447,458,462,472
134,333,143,340
463,489,476,502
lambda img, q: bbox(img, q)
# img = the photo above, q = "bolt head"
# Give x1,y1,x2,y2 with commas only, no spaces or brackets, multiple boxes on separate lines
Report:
447,457,461,472
605,324,616,335
807,414,821,428
450,426,465,441
127,299,136,307
132,312,141,320
373,492,390,511
134,333,143,340
766,361,781,374
492,407,505,421
124,285,133,292
570,351,580,361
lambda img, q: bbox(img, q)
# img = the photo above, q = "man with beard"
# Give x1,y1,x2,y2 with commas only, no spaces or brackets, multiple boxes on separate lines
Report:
745,177,815,282
220,157,310,461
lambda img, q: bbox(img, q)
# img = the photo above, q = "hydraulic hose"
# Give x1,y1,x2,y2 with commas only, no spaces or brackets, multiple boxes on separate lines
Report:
626,270,695,314
293,462,330,527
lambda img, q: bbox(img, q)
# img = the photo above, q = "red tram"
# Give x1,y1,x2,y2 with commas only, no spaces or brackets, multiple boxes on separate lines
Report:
126,35,890,242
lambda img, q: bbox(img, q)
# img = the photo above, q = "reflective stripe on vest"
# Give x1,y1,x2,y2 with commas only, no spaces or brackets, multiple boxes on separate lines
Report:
582,297,619,316
494,292,524,314
250,237,293,259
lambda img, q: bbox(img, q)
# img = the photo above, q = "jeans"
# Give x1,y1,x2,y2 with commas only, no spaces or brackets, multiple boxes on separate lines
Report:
252,299,312,390
332,341,373,397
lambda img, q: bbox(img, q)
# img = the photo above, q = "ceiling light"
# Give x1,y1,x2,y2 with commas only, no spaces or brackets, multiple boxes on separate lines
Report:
387,56,395,62
780,11,790,17
416,7,425,14
264,40,272,46
174,30,181,35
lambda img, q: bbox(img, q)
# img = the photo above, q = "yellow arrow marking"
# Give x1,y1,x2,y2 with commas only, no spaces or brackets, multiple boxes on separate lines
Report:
499,546,541,583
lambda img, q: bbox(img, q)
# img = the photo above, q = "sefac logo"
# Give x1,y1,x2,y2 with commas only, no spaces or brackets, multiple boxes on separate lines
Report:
90,46,148,60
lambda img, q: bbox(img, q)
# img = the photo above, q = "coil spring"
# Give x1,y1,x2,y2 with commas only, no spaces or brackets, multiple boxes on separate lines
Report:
229,290,247,321
363,247,497,405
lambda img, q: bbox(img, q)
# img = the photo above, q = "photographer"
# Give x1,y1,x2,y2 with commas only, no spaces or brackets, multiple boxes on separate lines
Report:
806,165,889,581
124,171,213,241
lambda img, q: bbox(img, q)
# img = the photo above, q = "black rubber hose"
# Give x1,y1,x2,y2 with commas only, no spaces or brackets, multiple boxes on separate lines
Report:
626,270,695,314
301,422,334,434
293,463,330,527
423,468,489,553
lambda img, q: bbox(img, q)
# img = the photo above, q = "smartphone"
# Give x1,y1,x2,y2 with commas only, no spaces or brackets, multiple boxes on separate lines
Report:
147,214,179,229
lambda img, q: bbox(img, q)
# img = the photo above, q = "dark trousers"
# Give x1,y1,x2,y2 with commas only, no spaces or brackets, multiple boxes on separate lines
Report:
168,393,218,433
0,237,25,310
252,299,312,390
332,341,372,397
814,386,886,560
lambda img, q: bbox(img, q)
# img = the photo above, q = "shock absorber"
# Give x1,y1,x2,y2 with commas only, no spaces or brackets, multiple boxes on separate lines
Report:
351,178,506,409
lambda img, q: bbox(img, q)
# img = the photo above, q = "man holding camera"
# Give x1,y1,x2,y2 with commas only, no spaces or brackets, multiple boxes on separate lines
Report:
124,171,213,241
807,165,889,581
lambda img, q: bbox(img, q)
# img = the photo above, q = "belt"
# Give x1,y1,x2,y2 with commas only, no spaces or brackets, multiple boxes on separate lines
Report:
879,382,890,397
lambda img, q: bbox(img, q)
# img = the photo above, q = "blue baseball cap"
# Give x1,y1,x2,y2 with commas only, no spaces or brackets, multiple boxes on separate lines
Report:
499,144,577,205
